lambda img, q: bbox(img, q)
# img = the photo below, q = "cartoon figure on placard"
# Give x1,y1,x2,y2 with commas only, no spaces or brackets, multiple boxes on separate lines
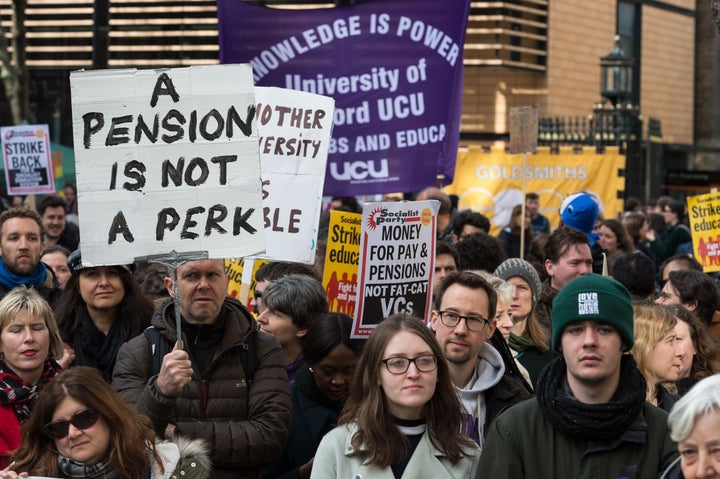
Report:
326,271,340,310
712,235,720,266
346,273,358,316
699,237,709,267
337,272,350,313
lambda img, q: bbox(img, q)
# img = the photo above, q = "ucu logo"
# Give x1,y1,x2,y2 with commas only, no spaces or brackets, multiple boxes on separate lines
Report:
330,159,389,181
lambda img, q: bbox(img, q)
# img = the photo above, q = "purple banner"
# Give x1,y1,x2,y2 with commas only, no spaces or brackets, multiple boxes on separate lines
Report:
217,0,470,196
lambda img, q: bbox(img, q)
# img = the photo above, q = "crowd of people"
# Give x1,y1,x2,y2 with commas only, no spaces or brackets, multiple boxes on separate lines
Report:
0,186,718,478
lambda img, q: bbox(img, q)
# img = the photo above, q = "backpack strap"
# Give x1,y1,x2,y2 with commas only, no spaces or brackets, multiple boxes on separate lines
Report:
144,326,172,378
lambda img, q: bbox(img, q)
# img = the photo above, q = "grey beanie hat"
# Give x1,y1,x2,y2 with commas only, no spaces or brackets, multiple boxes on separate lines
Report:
494,258,542,306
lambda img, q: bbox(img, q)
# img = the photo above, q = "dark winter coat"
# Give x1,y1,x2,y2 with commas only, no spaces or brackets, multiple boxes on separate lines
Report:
112,298,292,479
478,398,678,478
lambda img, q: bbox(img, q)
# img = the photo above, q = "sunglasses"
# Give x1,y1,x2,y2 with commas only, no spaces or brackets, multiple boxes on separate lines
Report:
252,290,263,300
45,408,100,440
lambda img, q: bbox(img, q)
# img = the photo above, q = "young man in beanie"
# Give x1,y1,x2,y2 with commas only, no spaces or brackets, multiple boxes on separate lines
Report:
431,271,532,446
477,274,678,478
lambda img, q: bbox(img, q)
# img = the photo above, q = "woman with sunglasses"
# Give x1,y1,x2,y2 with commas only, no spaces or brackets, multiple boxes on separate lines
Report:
0,287,64,469
0,366,210,479
311,314,480,478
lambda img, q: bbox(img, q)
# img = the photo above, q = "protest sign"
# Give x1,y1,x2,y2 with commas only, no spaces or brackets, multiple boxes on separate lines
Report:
253,87,334,264
686,191,720,272
217,0,471,196
508,106,538,155
70,65,266,266
351,200,438,338
445,146,625,233
323,210,362,314
1,124,55,195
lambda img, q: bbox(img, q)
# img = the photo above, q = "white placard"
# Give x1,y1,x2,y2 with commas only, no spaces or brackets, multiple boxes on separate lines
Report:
252,86,334,264
70,65,266,266
1,124,55,195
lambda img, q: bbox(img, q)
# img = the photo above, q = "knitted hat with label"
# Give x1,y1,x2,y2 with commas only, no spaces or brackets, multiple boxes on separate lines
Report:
560,193,599,236
551,273,633,352
494,258,542,306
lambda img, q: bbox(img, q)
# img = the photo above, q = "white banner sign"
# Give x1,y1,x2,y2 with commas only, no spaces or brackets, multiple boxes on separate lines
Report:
70,65,266,266
1,124,55,195
253,86,334,263
352,200,438,338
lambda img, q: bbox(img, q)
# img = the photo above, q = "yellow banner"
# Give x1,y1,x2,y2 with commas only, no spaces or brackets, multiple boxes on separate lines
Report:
322,210,361,314
225,258,268,311
445,146,626,234
686,192,720,273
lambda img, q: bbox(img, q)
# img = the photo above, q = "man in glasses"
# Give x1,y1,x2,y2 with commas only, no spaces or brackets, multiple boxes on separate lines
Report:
430,271,531,445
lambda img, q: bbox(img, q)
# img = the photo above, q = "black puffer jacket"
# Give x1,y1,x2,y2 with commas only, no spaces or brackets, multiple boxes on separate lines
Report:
113,298,292,479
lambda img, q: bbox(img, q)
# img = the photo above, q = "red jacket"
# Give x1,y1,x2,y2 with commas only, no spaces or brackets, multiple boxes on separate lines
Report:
0,404,21,469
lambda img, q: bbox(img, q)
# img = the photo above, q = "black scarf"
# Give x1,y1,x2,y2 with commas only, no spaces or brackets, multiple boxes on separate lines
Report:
58,456,118,479
72,311,123,382
0,358,62,423
536,355,646,441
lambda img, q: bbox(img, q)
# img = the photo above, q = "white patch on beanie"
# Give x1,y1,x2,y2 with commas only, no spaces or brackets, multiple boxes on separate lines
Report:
578,292,599,315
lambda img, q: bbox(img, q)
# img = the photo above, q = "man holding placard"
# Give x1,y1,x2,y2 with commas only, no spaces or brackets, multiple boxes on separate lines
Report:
113,258,291,479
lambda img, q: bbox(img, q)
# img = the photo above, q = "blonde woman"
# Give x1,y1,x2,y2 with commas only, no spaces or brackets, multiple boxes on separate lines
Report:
631,303,684,411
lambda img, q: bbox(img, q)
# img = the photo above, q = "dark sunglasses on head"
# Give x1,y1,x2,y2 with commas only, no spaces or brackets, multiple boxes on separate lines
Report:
45,408,100,440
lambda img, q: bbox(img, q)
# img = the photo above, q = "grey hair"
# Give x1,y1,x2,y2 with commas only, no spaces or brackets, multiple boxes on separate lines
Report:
263,273,328,331
667,374,720,442
469,270,514,306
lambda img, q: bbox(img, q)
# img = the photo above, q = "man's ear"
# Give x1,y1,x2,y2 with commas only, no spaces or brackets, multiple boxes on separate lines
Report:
296,327,308,338
545,259,554,277
164,277,175,298
429,310,439,332
685,300,698,312
485,318,497,339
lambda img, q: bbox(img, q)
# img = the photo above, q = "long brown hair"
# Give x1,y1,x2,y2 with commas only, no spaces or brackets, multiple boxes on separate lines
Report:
13,366,161,478
54,266,153,340
339,314,474,467
667,304,720,380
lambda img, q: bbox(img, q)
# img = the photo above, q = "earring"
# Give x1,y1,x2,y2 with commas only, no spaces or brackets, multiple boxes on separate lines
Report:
309,367,314,373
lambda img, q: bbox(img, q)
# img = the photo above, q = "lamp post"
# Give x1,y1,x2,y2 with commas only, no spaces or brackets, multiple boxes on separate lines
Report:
594,35,642,200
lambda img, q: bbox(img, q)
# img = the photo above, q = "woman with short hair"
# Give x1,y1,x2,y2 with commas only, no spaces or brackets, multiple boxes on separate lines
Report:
660,374,720,479
0,287,64,469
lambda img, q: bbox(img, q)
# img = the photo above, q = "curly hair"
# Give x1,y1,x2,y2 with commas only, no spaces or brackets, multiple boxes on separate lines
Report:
13,367,161,478
339,314,474,467
666,304,720,380
455,232,507,273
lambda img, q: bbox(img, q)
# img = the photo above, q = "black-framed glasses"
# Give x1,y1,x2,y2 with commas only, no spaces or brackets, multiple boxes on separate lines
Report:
45,408,100,440
381,355,438,374
437,310,490,332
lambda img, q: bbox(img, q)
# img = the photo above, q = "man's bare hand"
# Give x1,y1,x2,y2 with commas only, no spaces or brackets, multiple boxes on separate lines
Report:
155,345,193,396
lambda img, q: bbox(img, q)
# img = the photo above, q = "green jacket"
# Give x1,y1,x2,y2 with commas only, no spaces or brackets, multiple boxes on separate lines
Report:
477,398,678,479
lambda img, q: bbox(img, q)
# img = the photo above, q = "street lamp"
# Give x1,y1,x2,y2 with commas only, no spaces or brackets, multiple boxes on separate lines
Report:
600,35,634,106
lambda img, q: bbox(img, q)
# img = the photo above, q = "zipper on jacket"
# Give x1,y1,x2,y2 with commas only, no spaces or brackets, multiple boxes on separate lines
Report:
202,379,208,411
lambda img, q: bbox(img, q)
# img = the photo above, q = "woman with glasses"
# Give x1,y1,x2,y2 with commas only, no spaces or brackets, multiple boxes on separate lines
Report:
0,287,64,469
311,314,480,478
0,366,209,479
